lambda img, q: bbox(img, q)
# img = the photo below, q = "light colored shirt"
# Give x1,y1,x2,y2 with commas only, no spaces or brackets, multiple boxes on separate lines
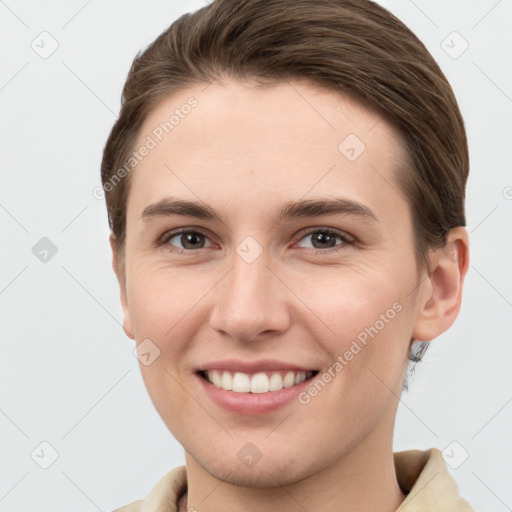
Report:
113,447,474,511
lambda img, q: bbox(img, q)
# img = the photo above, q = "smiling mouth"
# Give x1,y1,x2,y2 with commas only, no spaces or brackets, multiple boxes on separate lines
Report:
198,369,319,394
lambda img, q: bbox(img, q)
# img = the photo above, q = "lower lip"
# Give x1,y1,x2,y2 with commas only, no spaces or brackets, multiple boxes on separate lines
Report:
196,373,316,416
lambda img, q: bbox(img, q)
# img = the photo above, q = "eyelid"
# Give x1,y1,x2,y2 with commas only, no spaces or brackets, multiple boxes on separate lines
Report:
292,227,355,253
295,226,355,244
158,226,356,252
158,227,216,249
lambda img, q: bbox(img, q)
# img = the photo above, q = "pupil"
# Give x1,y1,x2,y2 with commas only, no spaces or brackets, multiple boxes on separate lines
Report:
179,231,336,250
313,232,335,248
182,232,203,249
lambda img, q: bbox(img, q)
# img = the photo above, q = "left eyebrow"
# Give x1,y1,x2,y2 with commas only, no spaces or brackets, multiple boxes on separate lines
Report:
140,196,379,224
277,197,378,223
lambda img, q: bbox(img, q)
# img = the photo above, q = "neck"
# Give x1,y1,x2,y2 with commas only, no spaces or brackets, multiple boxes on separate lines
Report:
181,422,406,512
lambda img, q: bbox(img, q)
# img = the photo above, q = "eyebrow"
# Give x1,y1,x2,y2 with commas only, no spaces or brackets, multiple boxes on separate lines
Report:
140,196,378,224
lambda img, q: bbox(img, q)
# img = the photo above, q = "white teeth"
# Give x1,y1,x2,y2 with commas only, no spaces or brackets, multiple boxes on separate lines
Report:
250,372,269,393
211,370,222,388
269,372,283,391
295,373,308,384
204,370,313,393
232,372,251,393
220,371,233,390
283,371,295,388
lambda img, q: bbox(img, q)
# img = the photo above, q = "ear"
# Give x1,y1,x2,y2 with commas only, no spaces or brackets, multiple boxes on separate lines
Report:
109,233,135,340
411,227,470,342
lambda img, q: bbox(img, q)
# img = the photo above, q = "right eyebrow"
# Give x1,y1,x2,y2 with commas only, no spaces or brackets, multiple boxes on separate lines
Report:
140,198,219,222
140,196,379,225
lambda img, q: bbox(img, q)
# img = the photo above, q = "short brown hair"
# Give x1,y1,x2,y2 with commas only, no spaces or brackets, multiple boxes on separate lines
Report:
101,0,469,386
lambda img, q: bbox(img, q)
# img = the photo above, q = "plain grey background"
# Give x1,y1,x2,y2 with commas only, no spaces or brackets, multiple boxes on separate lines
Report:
1,1,511,511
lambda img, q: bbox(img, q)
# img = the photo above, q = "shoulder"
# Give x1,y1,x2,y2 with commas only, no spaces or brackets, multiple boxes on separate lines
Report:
394,447,474,511
111,466,187,512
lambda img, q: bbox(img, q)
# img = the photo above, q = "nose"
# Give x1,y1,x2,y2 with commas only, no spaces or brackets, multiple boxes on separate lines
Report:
209,252,291,343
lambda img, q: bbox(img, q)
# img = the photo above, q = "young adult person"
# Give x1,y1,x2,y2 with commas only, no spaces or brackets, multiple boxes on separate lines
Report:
101,1,474,510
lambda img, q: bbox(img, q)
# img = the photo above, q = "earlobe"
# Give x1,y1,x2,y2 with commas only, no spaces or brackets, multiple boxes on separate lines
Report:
109,234,135,340
411,227,470,342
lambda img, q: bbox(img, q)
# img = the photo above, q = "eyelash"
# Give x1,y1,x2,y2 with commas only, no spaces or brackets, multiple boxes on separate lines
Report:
158,227,355,254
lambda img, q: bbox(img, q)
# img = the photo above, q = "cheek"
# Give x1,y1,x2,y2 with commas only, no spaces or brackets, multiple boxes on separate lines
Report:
125,264,202,420
126,260,213,338
290,265,406,338
290,266,413,390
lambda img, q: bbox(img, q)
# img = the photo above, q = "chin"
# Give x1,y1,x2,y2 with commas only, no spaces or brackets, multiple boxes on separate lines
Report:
184,436,336,489
201,455,317,488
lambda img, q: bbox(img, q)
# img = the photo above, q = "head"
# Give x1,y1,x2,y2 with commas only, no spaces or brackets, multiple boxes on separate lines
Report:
101,0,469,487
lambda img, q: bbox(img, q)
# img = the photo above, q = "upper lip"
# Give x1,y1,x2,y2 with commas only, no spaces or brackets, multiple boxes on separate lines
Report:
197,358,317,373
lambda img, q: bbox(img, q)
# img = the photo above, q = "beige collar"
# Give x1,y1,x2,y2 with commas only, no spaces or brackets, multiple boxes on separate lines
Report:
127,448,474,512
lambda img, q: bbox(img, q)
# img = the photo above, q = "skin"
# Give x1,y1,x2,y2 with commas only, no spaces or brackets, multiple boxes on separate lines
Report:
110,79,469,512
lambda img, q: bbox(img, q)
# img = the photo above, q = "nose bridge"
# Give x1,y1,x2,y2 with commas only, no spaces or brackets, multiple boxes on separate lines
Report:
209,246,289,341
231,250,273,304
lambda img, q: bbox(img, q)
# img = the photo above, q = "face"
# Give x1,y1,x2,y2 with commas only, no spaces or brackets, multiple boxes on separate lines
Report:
115,79,433,486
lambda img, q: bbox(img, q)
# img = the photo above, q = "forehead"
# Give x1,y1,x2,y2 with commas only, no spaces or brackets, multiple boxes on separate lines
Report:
128,79,409,226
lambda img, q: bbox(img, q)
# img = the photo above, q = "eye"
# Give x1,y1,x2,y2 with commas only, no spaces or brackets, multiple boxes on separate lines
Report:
159,227,354,254
295,228,354,251
160,229,214,251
